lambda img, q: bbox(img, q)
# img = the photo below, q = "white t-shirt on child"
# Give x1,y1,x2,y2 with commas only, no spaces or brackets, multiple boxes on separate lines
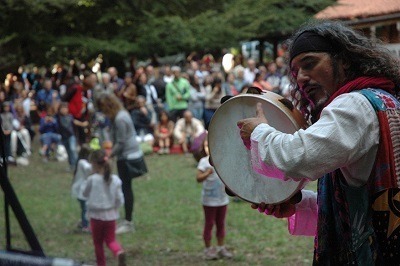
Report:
71,159,92,200
197,156,229,207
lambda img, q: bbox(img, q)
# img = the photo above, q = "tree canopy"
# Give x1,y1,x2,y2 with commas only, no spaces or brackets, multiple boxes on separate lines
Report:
0,0,333,74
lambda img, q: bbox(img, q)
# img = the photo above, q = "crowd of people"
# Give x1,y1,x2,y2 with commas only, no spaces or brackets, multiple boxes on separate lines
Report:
0,49,291,264
0,51,291,168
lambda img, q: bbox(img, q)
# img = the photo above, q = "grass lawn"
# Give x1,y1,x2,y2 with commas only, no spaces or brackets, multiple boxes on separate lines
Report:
0,139,316,266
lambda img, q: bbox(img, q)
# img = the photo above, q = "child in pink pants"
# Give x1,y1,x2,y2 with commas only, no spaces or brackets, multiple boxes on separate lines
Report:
81,149,126,266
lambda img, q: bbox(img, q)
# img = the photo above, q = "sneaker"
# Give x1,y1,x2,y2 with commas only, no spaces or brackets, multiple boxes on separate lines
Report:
117,251,126,266
157,148,165,155
7,156,16,163
116,220,134,234
81,226,91,233
204,247,218,260
16,157,29,166
217,246,233,259
164,147,170,154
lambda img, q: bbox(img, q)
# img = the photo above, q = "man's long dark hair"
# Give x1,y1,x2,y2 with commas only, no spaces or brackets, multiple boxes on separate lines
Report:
288,20,400,120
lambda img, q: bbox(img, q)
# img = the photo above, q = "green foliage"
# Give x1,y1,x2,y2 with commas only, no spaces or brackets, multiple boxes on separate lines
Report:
188,10,241,51
53,36,138,59
224,0,334,39
0,0,334,74
135,15,193,57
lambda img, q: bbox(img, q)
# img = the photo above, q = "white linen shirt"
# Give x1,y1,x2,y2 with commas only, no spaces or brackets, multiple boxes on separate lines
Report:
251,91,380,187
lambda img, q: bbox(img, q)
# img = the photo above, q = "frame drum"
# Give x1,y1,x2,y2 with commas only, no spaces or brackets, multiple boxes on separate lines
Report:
208,92,309,204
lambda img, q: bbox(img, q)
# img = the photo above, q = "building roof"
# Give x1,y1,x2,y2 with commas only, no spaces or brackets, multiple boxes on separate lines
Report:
315,0,400,20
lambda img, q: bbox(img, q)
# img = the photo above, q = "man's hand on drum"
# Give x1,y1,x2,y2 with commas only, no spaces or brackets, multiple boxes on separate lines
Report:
237,102,268,143
251,201,296,218
250,191,302,218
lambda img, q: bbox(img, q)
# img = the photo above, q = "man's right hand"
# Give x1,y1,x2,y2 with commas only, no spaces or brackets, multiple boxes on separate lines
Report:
251,191,302,218
237,103,268,143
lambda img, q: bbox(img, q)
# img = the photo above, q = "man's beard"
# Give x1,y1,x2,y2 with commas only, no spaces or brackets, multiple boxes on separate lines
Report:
309,94,330,124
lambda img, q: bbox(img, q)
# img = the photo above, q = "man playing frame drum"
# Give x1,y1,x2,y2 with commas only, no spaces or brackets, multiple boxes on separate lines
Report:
237,21,400,264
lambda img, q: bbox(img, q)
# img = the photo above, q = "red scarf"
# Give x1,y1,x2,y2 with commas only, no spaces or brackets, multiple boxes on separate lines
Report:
323,76,395,108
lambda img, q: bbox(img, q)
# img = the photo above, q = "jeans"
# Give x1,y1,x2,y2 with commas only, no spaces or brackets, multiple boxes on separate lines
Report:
40,132,61,146
62,136,78,168
78,199,88,228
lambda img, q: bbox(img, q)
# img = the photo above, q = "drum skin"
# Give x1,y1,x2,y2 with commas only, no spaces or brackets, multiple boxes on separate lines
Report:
208,92,309,204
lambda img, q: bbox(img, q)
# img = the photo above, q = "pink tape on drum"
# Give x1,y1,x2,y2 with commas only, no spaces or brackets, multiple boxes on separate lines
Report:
208,91,309,204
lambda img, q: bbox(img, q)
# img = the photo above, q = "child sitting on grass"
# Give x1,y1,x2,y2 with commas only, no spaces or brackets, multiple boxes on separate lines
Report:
81,149,126,266
39,105,61,162
154,110,174,155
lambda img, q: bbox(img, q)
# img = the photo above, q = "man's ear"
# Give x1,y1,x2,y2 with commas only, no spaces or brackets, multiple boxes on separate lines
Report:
336,55,350,70
335,55,351,82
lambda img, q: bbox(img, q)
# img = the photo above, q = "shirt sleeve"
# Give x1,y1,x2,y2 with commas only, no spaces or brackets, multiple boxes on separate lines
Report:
287,190,318,236
250,92,379,181
111,116,127,157
81,177,92,199
197,158,207,172
182,80,191,100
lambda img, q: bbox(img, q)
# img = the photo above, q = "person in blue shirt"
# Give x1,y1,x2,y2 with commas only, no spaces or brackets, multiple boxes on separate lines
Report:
36,78,60,112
